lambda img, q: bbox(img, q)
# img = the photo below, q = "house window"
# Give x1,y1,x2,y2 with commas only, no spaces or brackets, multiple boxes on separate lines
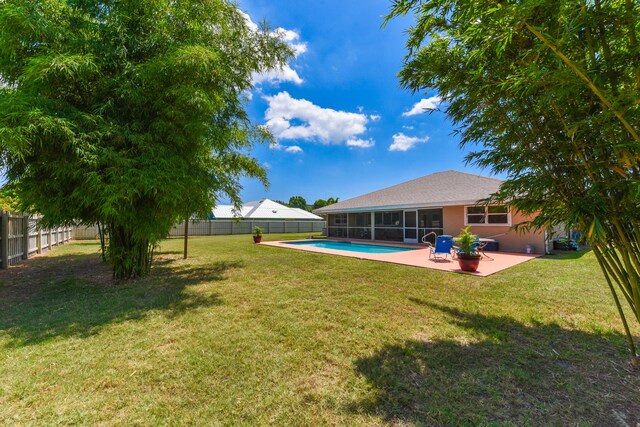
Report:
374,211,403,227
465,205,510,226
330,214,347,226
487,205,510,224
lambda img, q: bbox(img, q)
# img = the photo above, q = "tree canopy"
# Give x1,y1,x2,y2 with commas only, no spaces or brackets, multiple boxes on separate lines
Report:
0,0,291,278
387,0,640,362
288,195,308,210
0,184,21,212
312,197,339,210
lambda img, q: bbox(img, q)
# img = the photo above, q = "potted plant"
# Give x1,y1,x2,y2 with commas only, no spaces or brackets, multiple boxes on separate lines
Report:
253,226,263,244
456,226,481,272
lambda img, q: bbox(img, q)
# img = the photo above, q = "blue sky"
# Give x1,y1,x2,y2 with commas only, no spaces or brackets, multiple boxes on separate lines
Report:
237,0,489,204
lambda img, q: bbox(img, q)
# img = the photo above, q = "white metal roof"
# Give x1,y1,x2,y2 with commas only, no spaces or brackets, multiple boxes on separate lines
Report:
212,199,323,220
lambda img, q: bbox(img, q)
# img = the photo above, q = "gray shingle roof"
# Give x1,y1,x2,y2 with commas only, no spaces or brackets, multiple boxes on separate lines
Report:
313,170,503,214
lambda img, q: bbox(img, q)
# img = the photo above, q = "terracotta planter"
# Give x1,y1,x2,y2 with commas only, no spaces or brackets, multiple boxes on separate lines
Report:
457,254,481,272
253,236,262,244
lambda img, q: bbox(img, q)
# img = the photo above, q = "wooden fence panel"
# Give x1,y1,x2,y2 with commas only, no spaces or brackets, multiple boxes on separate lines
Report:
268,222,285,233
0,212,73,269
73,226,100,240
28,216,39,255
41,230,49,249
212,221,233,235
73,220,326,240
6,214,25,265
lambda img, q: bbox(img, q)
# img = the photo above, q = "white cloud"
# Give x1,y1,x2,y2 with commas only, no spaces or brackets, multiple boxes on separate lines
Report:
264,92,370,145
271,28,307,56
402,96,442,117
389,133,429,152
252,67,303,85
238,10,259,31
346,138,375,148
284,145,303,153
241,11,307,86
242,90,253,101
369,114,381,122
402,125,414,130
269,142,304,154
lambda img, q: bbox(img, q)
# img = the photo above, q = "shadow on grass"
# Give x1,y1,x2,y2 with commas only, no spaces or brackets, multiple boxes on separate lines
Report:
154,250,185,256
0,253,241,348
541,249,591,260
64,241,102,247
350,300,639,425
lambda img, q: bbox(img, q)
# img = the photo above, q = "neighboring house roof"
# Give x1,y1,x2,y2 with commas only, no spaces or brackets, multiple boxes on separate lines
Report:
314,170,503,214
212,199,323,220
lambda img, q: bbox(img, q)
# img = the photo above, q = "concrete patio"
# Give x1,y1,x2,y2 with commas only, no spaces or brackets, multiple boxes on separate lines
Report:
261,240,541,277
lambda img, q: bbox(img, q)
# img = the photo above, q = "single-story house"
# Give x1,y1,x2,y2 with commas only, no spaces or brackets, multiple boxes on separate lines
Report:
313,170,547,254
211,198,323,221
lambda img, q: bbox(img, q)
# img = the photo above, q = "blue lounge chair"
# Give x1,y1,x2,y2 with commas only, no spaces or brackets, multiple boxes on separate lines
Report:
423,233,453,260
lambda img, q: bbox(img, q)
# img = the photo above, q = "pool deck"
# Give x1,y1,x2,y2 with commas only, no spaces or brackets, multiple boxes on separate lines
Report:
260,239,541,277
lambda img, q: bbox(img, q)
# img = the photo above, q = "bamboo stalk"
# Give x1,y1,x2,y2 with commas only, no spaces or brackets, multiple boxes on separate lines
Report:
594,247,638,357
524,22,640,143
597,244,635,310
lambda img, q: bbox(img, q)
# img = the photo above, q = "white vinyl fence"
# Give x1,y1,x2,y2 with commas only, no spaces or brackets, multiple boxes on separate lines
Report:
0,212,73,269
74,220,325,240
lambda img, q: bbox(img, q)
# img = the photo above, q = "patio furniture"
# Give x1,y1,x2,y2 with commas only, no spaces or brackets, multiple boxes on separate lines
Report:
422,232,454,260
474,238,494,261
479,238,499,252
451,237,494,260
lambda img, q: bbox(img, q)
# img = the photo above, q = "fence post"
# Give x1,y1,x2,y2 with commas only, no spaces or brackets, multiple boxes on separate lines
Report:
48,228,52,250
37,227,42,255
22,215,29,260
1,212,8,269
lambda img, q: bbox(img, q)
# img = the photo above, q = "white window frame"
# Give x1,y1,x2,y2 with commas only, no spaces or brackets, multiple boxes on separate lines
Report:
464,205,511,226
332,214,347,225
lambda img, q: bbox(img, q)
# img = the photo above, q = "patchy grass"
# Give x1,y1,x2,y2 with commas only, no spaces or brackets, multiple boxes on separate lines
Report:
0,234,638,426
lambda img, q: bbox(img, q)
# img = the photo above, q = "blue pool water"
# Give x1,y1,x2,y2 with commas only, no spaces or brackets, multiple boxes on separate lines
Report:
285,240,419,254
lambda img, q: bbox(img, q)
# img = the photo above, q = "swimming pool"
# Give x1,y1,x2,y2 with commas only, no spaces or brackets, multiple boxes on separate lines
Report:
285,240,419,254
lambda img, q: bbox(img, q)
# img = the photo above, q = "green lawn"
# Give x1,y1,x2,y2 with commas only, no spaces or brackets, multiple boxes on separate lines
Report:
0,234,638,425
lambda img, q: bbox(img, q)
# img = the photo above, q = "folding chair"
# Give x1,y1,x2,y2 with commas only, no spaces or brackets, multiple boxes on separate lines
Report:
422,232,454,260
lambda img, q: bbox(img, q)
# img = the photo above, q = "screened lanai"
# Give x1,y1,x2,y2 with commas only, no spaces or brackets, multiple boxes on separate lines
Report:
327,209,444,244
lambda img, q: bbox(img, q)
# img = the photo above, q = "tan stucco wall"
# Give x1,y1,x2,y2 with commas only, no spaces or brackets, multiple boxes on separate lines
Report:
442,206,546,254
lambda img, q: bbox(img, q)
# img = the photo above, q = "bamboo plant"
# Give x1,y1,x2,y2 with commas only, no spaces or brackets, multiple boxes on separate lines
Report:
387,0,640,364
